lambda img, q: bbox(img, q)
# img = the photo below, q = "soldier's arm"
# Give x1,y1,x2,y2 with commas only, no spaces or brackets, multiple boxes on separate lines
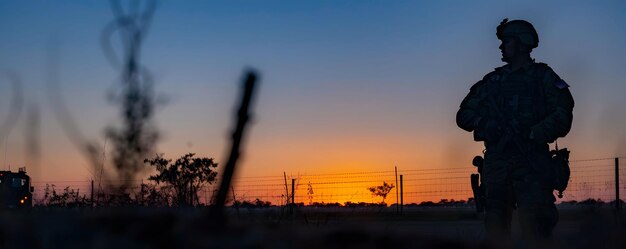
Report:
530,70,574,143
456,80,485,132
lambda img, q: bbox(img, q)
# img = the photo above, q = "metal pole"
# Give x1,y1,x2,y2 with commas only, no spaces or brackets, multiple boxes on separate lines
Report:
395,166,399,214
616,157,621,211
400,174,404,215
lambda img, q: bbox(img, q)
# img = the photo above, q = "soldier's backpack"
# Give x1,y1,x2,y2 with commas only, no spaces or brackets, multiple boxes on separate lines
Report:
551,141,570,198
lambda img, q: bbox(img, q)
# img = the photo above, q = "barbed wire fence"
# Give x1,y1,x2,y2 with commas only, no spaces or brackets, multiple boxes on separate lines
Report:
31,156,626,209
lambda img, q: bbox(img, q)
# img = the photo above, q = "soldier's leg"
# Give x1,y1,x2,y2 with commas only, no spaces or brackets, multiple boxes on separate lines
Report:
512,168,558,240
484,182,515,237
482,152,515,238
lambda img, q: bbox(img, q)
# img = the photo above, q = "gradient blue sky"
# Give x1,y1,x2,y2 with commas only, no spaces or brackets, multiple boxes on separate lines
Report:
1,0,626,182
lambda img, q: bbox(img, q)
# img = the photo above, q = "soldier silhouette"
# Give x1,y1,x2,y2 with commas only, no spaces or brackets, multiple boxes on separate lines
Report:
456,19,574,242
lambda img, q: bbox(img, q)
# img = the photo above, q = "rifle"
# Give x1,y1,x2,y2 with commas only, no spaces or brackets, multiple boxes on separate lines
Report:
483,94,532,157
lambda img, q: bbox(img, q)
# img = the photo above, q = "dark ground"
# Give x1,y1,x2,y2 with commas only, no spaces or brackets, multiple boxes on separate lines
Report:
1,206,624,249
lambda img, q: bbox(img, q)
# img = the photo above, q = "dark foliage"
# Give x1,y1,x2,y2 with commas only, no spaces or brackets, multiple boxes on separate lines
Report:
309,202,342,207
344,202,384,208
145,153,218,206
135,182,171,207
233,198,273,208
40,184,90,207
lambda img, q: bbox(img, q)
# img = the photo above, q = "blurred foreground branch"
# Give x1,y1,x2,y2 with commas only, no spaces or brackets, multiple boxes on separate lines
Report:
102,0,159,190
0,72,24,146
212,70,259,219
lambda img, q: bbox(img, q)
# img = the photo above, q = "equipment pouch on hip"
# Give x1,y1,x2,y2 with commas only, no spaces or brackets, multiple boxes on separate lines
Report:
551,147,570,198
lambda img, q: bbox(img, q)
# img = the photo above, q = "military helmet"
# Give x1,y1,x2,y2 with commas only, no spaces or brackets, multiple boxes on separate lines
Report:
496,18,539,49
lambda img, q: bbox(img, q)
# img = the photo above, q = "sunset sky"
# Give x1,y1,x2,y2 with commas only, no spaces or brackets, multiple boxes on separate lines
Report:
1,1,626,203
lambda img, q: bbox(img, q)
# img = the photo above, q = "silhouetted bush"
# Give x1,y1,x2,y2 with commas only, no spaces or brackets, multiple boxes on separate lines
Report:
233,198,273,208
40,184,90,207
145,153,218,206
309,202,341,207
344,201,385,207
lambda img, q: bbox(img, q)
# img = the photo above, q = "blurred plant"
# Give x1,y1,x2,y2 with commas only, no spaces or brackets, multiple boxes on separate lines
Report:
367,181,395,205
46,0,161,195
0,72,23,146
145,153,218,206
102,0,160,190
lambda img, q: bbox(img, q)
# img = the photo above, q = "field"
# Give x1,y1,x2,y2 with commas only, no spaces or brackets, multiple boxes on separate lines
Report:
1,205,624,249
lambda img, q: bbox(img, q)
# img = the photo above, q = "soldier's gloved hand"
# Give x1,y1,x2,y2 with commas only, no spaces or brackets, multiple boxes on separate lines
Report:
477,118,501,141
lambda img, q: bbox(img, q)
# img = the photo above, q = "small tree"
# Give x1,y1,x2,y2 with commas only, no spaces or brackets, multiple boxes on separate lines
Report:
145,153,218,206
367,181,395,205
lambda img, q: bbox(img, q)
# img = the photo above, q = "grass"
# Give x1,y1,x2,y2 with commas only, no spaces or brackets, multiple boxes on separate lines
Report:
0,205,624,248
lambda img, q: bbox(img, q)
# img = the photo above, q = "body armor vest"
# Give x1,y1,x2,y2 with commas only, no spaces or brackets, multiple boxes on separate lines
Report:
494,65,546,132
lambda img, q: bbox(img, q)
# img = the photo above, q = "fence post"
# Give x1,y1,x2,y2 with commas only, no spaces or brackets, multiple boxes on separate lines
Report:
291,178,295,215
400,174,404,215
91,180,94,207
231,186,236,204
232,186,240,217
616,157,621,212
284,172,289,206
395,166,399,215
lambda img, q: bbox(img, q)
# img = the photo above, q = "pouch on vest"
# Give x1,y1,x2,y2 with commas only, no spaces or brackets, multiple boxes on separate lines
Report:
550,143,570,198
